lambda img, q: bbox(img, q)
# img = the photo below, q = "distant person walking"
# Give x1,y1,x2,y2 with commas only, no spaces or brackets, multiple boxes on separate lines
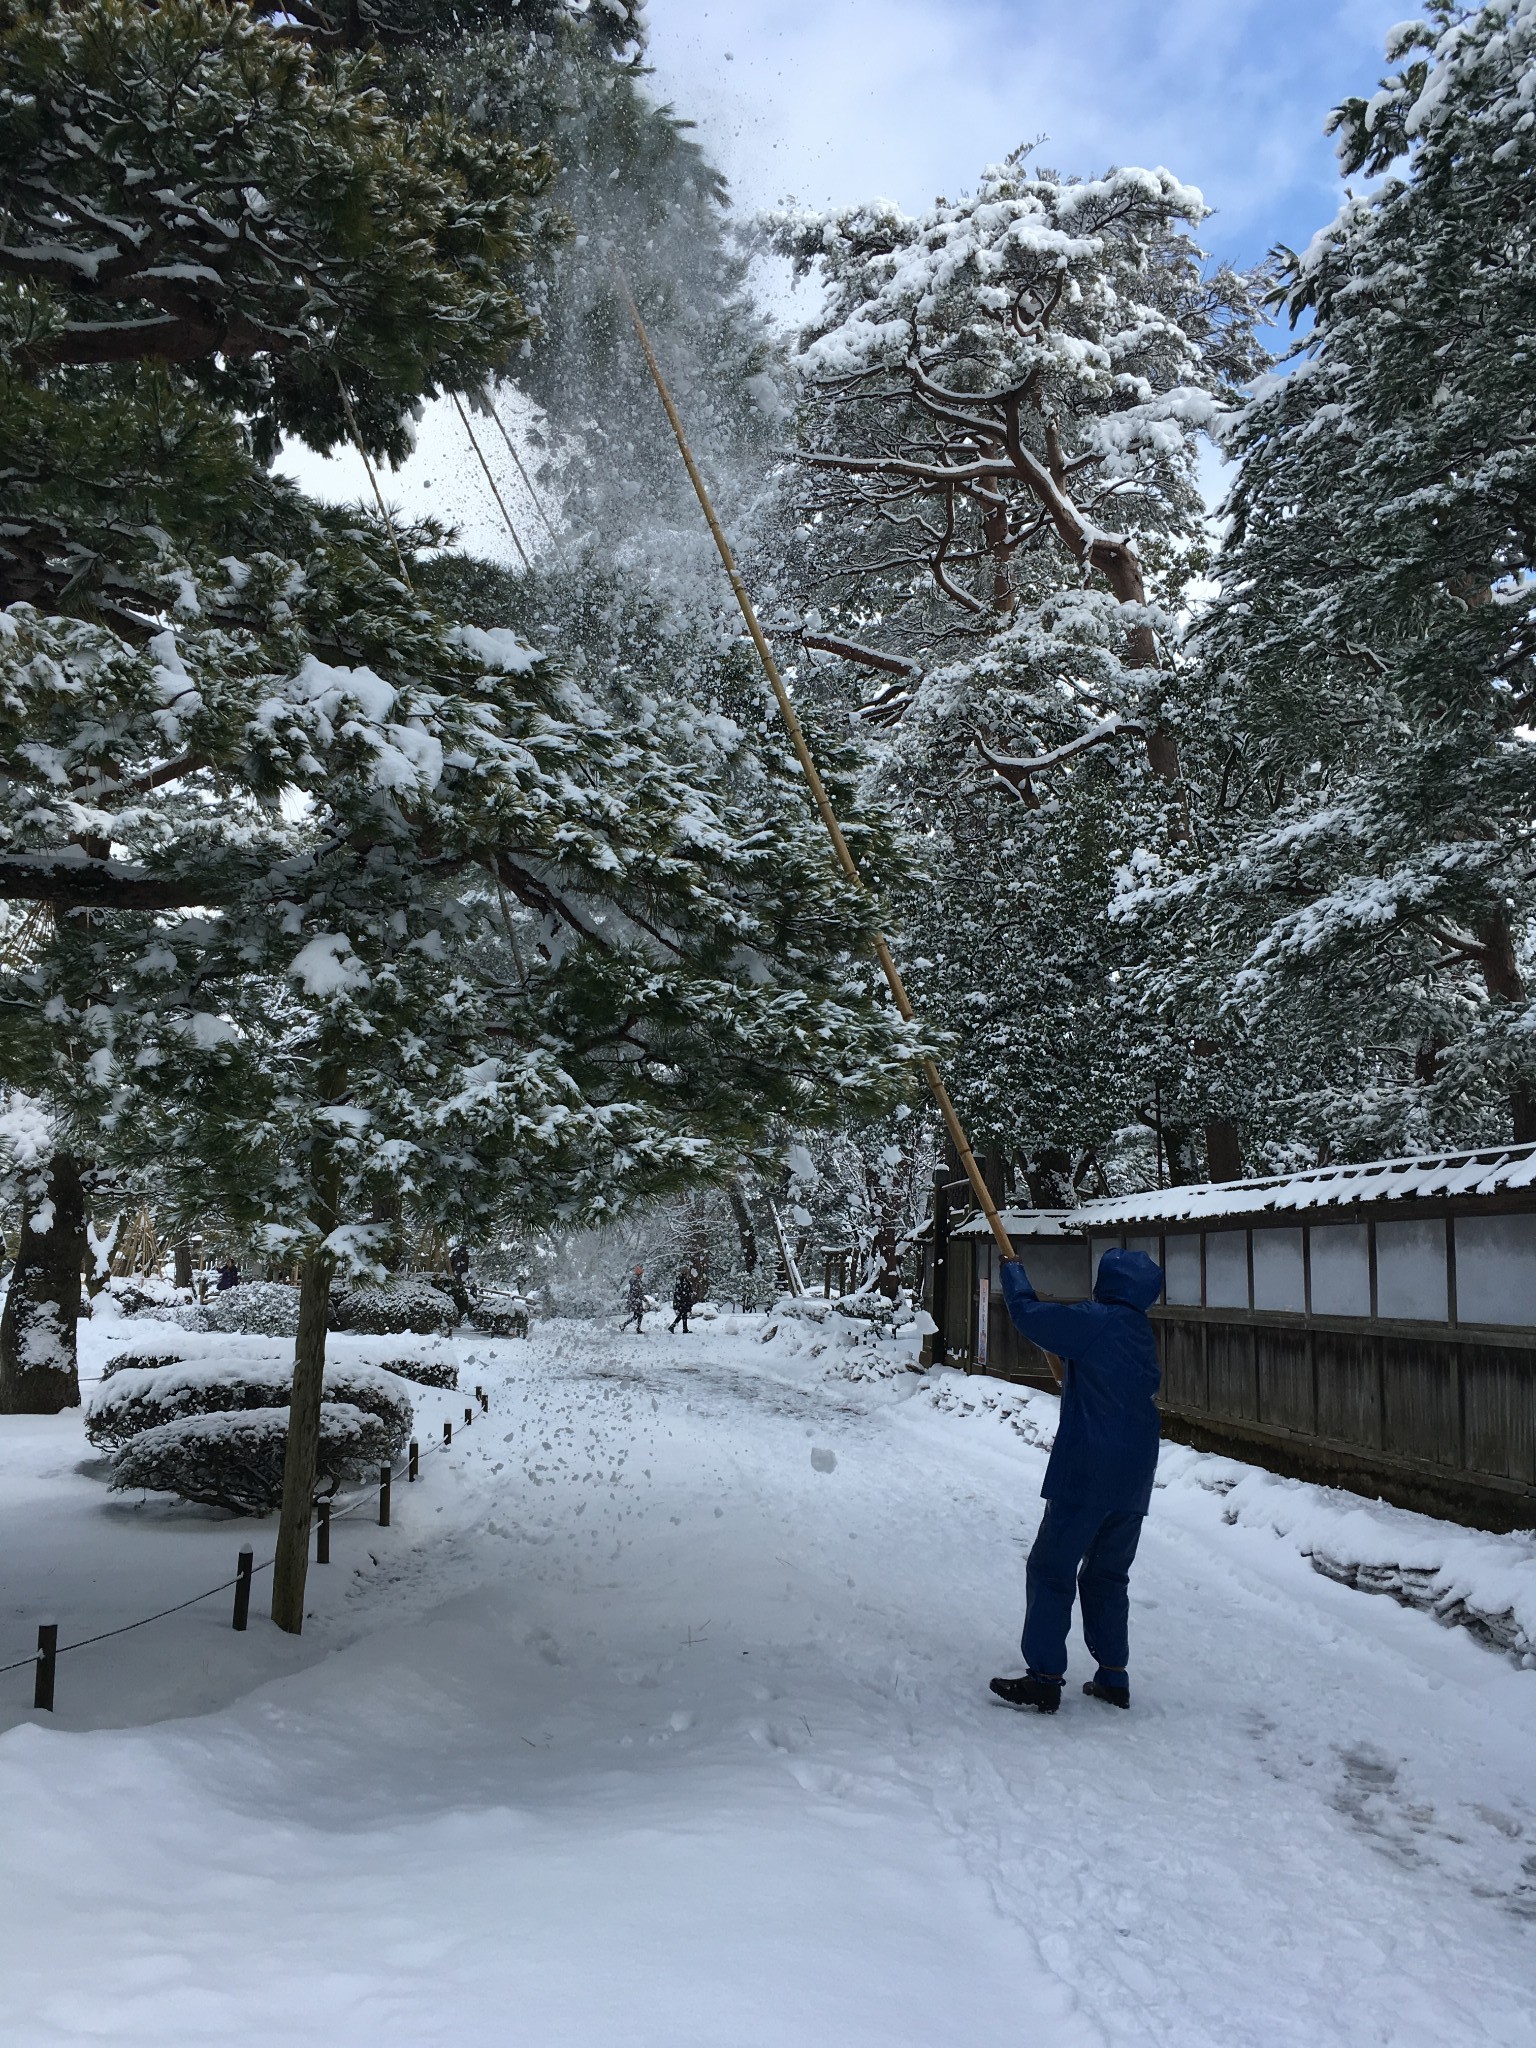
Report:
669,1264,699,1334
620,1264,648,1334
988,1246,1164,1715
215,1260,240,1292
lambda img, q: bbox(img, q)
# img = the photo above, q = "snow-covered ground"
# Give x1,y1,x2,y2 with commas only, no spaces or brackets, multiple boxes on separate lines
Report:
2,1306,1534,2046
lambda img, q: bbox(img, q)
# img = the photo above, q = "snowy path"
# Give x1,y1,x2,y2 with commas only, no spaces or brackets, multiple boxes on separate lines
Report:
2,1319,1533,2046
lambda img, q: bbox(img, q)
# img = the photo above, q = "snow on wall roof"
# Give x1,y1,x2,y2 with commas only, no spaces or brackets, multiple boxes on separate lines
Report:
950,1143,1536,1236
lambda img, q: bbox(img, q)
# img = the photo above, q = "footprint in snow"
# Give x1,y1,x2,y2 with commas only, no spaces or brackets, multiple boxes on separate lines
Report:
811,1446,837,1473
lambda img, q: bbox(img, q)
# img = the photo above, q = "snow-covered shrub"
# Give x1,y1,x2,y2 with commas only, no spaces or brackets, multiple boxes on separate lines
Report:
372,1355,459,1390
110,1404,394,1515
104,1282,172,1318
99,1349,189,1382
86,1358,412,1453
330,1277,458,1336
182,1282,301,1337
469,1289,530,1338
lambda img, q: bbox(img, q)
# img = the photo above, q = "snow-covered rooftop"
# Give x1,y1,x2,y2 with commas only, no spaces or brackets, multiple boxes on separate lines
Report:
951,1142,1536,1236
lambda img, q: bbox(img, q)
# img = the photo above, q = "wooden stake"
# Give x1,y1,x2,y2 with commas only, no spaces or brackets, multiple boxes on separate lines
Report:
33,1622,56,1712
232,1548,253,1632
614,268,1024,1282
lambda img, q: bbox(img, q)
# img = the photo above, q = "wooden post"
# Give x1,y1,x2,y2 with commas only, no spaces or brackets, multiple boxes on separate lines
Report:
316,1498,331,1565
928,1167,951,1368
232,1548,253,1631
378,1465,391,1528
271,1246,334,1633
33,1622,56,1711
463,1404,473,1428
443,1419,452,1446
408,1439,419,1482
478,1388,488,1413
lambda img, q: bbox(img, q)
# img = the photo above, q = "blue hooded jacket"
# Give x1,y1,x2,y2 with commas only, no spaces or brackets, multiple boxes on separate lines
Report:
999,1247,1164,1516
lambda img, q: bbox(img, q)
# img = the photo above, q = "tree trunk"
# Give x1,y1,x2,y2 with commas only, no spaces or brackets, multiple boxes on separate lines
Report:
1204,1118,1243,1184
172,1237,193,1289
1474,910,1536,1141
270,1249,333,1635
727,1179,758,1284
0,1152,86,1414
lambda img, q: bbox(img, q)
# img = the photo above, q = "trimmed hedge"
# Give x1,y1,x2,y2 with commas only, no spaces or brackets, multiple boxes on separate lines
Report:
330,1278,458,1336
86,1358,412,1454
179,1282,302,1338
373,1355,458,1390
470,1290,530,1339
111,1404,394,1515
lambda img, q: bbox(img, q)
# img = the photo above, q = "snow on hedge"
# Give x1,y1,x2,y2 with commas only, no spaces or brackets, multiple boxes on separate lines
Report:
331,1277,459,1336
110,1404,395,1515
86,1356,412,1454
468,1289,530,1338
176,1282,301,1337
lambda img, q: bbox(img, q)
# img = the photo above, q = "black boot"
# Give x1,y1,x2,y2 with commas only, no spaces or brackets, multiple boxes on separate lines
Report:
1083,1677,1131,1708
989,1673,1063,1713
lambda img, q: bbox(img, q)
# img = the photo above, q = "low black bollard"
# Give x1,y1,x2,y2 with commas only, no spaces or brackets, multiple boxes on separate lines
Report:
408,1440,419,1482
478,1388,488,1414
232,1548,254,1631
464,1404,473,1428
34,1622,56,1712
443,1419,452,1447
316,1499,331,1565
379,1465,391,1528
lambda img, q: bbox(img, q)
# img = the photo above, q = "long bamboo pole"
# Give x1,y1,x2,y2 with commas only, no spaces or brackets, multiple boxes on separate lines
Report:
613,268,1021,1280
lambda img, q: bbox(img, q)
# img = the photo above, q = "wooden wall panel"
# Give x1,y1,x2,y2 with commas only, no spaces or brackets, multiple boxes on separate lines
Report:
1256,1327,1315,1435
1462,1345,1536,1485
1206,1323,1259,1422
1379,1337,1460,1469
1315,1332,1383,1450
1156,1318,1208,1414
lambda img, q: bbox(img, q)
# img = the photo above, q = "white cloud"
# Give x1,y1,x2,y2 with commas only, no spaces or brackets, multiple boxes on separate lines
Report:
645,0,1408,265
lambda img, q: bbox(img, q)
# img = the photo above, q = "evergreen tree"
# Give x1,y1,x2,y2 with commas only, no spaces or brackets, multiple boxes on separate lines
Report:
769,157,1261,1188
1122,4,1536,1158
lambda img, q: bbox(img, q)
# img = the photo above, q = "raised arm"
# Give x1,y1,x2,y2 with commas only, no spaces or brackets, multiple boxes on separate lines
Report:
998,1260,1100,1360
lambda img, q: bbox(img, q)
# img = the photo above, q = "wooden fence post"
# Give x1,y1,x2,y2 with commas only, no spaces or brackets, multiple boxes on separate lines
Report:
33,1622,56,1712
408,1440,419,1481
463,1404,473,1428
316,1499,331,1565
379,1465,391,1527
443,1420,452,1446
232,1548,253,1631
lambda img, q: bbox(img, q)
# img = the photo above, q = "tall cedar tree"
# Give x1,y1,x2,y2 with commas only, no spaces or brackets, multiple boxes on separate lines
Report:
1118,4,1536,1160
770,160,1261,1191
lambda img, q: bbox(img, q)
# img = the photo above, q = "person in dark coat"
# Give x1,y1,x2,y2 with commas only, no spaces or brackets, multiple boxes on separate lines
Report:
669,1264,699,1334
989,1246,1164,1715
215,1260,240,1292
620,1264,648,1334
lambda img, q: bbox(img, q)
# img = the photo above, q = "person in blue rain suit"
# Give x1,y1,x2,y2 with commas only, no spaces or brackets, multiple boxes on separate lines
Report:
989,1246,1164,1715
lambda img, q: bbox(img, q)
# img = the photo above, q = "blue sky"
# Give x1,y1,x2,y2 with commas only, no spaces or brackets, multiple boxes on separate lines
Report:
644,0,1411,269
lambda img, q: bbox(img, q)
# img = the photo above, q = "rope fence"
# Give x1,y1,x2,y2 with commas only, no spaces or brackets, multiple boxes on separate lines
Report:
2,1383,494,1711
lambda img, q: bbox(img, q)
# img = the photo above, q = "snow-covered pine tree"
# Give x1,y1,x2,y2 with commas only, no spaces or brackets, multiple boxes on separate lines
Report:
768,158,1261,1188
1120,5,1536,1158
0,0,552,1406
0,0,919,1513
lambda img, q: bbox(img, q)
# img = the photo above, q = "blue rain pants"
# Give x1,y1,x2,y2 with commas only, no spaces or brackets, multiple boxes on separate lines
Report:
1022,1497,1145,1677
